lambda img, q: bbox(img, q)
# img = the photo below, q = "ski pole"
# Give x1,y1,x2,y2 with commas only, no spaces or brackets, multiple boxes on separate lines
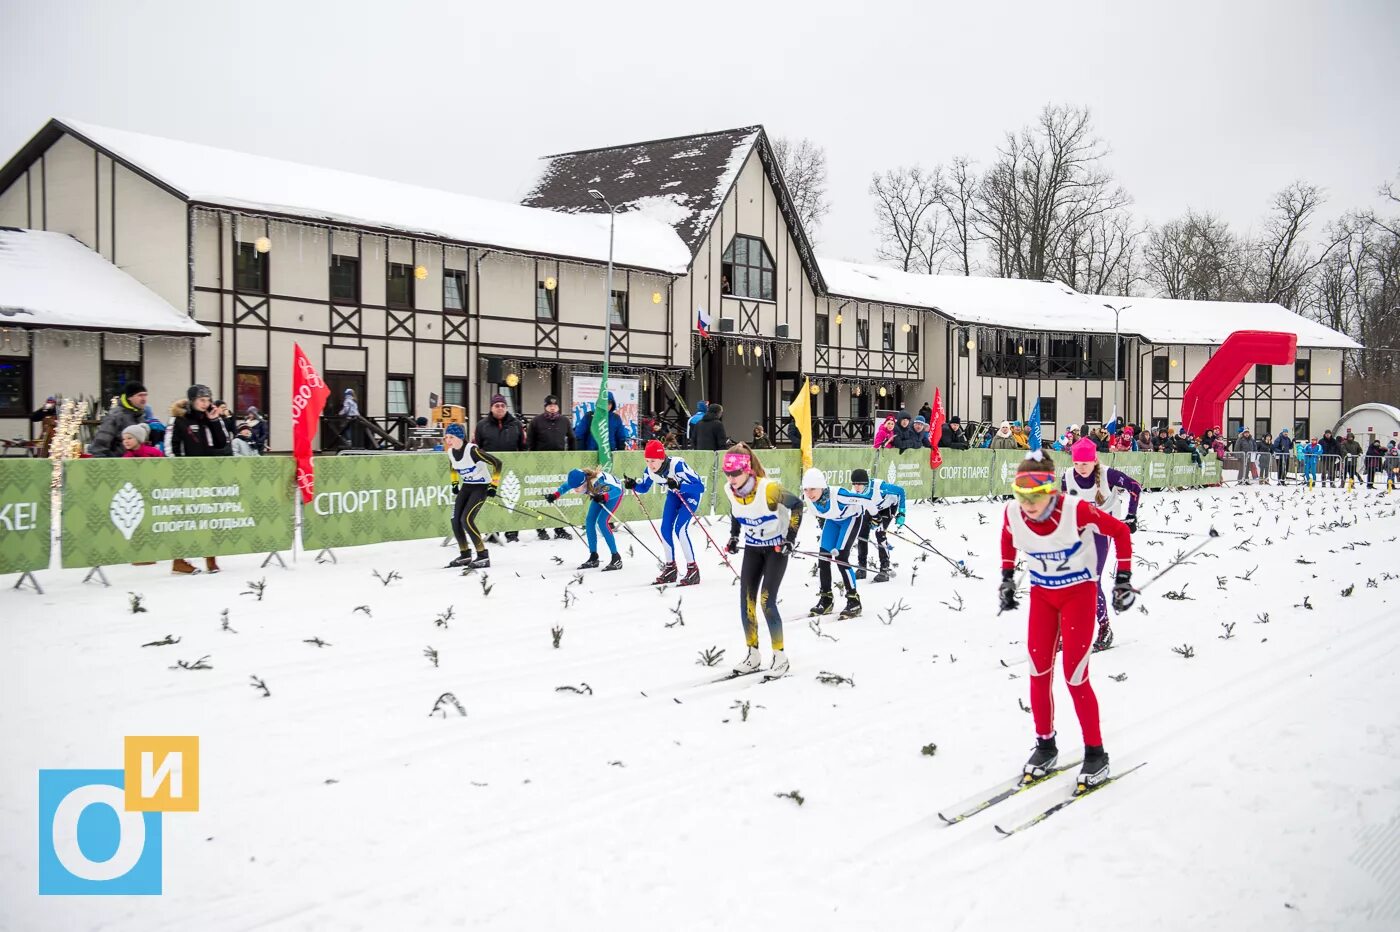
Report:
600,494,665,565
669,487,740,579
789,547,868,574
891,527,973,578
628,486,667,547
1136,526,1218,539
1133,528,1220,594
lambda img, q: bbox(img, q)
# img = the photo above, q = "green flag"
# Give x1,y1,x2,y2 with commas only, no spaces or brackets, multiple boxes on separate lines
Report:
591,368,612,470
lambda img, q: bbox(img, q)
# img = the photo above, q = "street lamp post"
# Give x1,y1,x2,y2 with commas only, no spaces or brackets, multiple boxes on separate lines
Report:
589,189,618,382
1104,303,1130,425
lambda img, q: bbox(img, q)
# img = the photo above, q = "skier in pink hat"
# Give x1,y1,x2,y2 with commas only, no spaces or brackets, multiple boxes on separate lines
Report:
1062,438,1142,651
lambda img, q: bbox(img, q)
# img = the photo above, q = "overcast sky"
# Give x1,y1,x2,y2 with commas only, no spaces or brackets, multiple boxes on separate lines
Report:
2,0,1396,267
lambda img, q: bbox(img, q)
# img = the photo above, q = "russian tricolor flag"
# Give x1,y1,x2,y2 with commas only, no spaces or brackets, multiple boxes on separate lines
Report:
696,305,711,337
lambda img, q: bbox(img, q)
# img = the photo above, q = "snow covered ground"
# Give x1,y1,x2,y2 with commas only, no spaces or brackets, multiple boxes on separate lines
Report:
3,485,1399,931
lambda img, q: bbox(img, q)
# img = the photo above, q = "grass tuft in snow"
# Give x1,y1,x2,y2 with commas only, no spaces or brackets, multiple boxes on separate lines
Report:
128,592,148,613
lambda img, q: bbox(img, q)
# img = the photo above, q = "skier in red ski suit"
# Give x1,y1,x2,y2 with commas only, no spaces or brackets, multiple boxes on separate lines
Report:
1000,454,1135,791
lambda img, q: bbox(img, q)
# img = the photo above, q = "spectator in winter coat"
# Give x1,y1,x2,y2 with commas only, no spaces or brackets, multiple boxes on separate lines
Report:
527,394,574,453
477,394,527,453
990,421,1018,450
917,402,933,423
576,391,630,453
1340,431,1363,485
912,416,933,447
87,382,149,457
872,415,896,449
937,415,969,450
1271,429,1293,483
751,423,774,449
337,389,362,448
892,410,920,452
1110,428,1135,453
169,384,229,575
1233,429,1261,483
213,401,238,440
687,401,709,446
691,403,731,451
1319,430,1342,486
120,423,164,458
1385,442,1400,489
1300,438,1324,486
243,408,268,453
232,424,261,456
1365,439,1386,488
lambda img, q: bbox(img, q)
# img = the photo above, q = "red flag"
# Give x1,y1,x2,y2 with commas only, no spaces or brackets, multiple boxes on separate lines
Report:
928,388,947,471
291,343,330,504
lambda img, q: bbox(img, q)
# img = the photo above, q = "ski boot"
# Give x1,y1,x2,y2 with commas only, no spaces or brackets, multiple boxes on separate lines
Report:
733,645,762,675
838,592,862,619
554,527,573,540
578,552,601,570
467,553,491,570
654,561,678,585
1076,745,1110,794
678,563,700,587
536,528,551,542
1022,734,1058,784
872,564,891,583
856,567,867,581
1092,619,1114,652
765,649,790,680
447,552,474,568
602,553,623,572
809,590,834,616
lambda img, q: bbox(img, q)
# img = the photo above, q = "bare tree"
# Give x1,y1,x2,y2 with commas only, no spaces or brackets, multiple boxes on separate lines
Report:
1144,211,1242,300
971,104,1132,281
1240,182,1337,307
870,166,945,272
772,136,830,237
932,156,979,275
1057,210,1145,295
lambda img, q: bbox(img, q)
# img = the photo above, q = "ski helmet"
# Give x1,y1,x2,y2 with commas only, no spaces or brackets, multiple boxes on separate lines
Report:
801,467,828,490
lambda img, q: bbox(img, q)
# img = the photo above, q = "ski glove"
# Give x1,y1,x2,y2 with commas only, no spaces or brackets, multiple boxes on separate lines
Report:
590,492,609,504
779,533,797,556
1124,514,1137,533
998,568,1019,612
485,486,497,498
1112,570,1135,612
451,482,460,495
623,476,637,490
895,512,906,528
725,536,739,554
544,492,561,504
666,477,680,490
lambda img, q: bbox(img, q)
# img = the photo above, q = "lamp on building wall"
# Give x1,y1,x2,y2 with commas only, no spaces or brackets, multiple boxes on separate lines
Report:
414,265,428,280
254,236,271,254
810,381,821,395
966,337,975,350
505,372,520,388
902,322,911,333
878,386,887,397
1017,344,1025,355
1170,358,1178,368
753,344,762,357
652,292,662,304
544,276,557,291
834,313,844,325
736,343,745,356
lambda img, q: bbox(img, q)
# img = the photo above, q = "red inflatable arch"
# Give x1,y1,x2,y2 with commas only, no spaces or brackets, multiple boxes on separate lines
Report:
1180,331,1297,436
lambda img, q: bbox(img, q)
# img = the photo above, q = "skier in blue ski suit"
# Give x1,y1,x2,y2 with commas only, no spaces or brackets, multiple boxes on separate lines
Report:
625,439,707,585
850,468,905,580
546,466,624,571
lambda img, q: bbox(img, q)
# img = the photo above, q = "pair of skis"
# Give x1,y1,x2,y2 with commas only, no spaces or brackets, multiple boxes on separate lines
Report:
938,760,1147,835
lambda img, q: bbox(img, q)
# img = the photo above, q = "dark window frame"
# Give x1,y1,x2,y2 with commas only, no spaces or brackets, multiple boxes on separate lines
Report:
958,327,970,357
981,395,993,422
329,254,359,304
443,268,467,313
1007,395,1018,421
906,323,919,356
386,262,415,310
443,378,468,410
234,367,269,420
235,242,268,294
1294,417,1309,439
1255,364,1273,385
101,360,143,407
536,281,558,321
856,317,870,350
386,374,413,417
0,356,32,418
1085,397,1103,424
1294,359,1311,384
1152,356,1170,383
1038,397,1058,423
815,313,829,346
720,234,776,301
881,321,896,352
610,289,629,328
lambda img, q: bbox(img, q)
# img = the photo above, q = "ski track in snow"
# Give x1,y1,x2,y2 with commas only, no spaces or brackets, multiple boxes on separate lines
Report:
3,485,1399,930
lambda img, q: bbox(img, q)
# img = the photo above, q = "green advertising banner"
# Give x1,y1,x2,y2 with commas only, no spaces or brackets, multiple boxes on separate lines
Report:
62,457,295,568
302,453,454,551
476,451,601,534
0,458,52,574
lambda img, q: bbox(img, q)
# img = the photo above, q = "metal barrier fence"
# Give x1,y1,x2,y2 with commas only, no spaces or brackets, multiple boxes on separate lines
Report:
1221,452,1378,486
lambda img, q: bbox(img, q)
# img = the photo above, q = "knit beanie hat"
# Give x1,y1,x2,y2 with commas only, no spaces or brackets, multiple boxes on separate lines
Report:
122,423,149,444
1071,437,1099,463
851,468,869,484
644,440,666,459
565,468,588,489
445,423,466,441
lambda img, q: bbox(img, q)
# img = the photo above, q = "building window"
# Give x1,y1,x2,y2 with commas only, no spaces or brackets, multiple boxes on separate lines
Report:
0,357,32,417
815,313,829,345
1152,356,1170,383
856,318,870,349
720,235,775,301
1038,397,1058,423
1085,397,1102,424
1254,417,1270,437
386,376,412,417
1153,417,1169,430
535,281,558,320
1255,364,1272,385
329,255,359,304
958,327,970,357
609,290,628,328
906,324,919,355
1294,359,1311,384
234,368,268,419
235,242,268,294
386,263,414,309
880,321,895,352
981,395,993,422
444,269,467,312
443,378,467,410
1007,395,1018,420
1294,417,1309,439
101,361,143,407
1227,417,1244,438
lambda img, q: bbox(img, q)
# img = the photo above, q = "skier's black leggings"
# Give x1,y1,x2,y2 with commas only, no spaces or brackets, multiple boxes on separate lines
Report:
857,508,893,570
451,484,489,553
740,546,788,651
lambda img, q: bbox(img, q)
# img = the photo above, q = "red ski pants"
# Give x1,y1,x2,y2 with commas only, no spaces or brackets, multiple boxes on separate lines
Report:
1027,581,1102,747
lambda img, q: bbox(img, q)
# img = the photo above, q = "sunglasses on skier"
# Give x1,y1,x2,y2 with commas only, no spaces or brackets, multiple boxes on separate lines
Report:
1011,471,1058,502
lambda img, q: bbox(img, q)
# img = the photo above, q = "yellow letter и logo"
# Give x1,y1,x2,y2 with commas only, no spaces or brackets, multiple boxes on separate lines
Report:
123,736,199,812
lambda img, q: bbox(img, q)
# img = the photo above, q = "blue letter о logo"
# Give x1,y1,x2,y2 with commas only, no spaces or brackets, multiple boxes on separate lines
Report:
38,769,163,895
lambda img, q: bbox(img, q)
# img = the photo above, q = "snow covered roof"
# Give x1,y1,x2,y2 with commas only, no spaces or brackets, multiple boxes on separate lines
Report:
16,119,692,274
1108,297,1361,350
0,228,208,336
522,127,761,255
818,258,1360,349
819,258,1110,331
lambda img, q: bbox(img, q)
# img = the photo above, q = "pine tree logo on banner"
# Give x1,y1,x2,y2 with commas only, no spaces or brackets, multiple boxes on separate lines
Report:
499,471,522,510
886,462,898,486
1000,459,1017,487
110,482,145,541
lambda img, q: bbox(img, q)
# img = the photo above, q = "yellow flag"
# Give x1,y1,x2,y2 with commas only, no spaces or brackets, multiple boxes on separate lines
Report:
788,378,814,470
